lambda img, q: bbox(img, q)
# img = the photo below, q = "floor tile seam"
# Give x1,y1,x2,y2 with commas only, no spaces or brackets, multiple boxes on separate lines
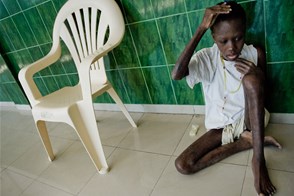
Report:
114,146,173,157
6,139,77,181
32,177,76,196
170,115,195,156
240,166,251,196
149,155,174,196
75,168,97,196
4,135,42,175
114,113,147,148
34,140,77,180
1,167,35,195
265,167,294,174
245,165,294,173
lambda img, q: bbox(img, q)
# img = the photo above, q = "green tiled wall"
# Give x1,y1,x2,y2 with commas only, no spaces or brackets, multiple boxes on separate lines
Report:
0,0,293,113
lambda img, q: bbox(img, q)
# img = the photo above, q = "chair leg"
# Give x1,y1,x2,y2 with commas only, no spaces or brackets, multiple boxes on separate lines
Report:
107,87,137,127
69,106,109,174
36,120,55,161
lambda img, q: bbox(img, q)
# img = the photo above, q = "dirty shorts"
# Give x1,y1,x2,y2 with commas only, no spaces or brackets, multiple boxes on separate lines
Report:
221,109,270,145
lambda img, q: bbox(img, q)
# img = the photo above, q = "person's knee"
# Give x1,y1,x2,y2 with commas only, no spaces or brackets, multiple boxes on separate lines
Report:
242,73,264,92
175,156,194,175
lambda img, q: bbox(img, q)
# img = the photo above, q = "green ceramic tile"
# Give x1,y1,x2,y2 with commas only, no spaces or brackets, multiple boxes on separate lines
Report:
142,66,176,104
185,0,219,11
17,0,34,10
0,66,15,83
241,1,265,47
130,20,166,67
188,11,214,50
67,73,79,86
112,27,140,69
0,17,26,50
4,82,28,104
1,0,21,15
0,83,12,101
122,0,154,23
24,7,51,44
151,0,185,17
27,46,43,61
33,77,49,96
0,0,9,19
157,14,190,64
93,92,112,103
27,46,44,77
106,70,131,104
39,42,52,56
42,76,59,92
168,65,205,105
103,52,117,70
185,0,248,11
0,56,15,83
54,74,72,89
120,68,152,104
48,60,67,75
5,49,32,73
52,0,68,12
37,1,56,41
13,12,38,47
267,62,294,113
265,0,294,62
59,42,78,74
0,22,15,52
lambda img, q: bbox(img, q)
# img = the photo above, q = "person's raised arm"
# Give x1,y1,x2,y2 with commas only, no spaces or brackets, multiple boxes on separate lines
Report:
171,3,232,80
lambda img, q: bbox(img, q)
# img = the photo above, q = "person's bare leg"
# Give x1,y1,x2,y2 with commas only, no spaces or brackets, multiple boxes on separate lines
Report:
242,72,276,196
176,129,281,174
175,128,223,174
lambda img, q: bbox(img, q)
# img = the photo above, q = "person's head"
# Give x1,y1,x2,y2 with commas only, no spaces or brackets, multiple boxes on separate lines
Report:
211,1,247,61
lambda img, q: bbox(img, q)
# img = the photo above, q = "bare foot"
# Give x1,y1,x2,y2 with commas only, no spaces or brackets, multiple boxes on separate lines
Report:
252,157,276,196
240,131,282,149
264,136,282,149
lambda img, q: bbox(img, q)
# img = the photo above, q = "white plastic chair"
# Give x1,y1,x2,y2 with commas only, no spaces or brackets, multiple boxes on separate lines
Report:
18,0,137,174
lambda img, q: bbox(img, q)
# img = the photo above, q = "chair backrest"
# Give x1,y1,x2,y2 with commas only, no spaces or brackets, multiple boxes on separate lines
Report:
52,0,125,84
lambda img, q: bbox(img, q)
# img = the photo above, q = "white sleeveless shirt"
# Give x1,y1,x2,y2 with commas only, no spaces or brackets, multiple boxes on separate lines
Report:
186,43,258,130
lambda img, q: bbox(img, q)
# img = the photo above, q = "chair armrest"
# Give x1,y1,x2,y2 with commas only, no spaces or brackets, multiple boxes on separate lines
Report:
78,44,113,100
18,43,62,107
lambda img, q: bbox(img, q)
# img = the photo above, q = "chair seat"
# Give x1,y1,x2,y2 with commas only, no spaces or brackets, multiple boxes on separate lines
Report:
35,86,82,110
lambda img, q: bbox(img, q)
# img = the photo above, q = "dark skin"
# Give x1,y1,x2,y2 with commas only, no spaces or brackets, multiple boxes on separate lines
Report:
172,3,282,196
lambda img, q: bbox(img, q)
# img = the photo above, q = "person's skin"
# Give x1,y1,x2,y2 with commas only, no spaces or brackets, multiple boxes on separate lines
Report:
172,3,282,196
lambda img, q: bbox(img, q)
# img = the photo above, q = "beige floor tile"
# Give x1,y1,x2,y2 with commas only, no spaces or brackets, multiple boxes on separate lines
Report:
118,113,192,155
37,141,100,194
241,166,294,196
21,180,74,196
48,122,80,141
8,137,74,179
248,123,294,172
78,148,170,196
1,129,40,168
95,111,143,146
152,157,246,196
0,169,33,196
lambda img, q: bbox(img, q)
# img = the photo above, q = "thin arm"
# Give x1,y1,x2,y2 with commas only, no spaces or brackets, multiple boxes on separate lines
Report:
171,3,231,80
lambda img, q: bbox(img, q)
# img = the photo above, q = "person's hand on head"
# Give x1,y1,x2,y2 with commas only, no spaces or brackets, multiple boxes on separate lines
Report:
201,3,231,29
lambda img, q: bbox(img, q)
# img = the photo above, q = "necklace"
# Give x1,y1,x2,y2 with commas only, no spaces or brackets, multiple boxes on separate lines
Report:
220,56,243,94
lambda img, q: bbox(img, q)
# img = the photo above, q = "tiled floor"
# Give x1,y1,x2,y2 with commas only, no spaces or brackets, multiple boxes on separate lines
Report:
1,106,294,196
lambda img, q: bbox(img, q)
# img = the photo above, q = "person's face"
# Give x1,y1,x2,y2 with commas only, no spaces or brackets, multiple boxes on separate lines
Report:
212,19,245,61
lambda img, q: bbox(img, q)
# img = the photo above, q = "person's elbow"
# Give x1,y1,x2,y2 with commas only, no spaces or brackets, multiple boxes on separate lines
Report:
171,66,187,80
